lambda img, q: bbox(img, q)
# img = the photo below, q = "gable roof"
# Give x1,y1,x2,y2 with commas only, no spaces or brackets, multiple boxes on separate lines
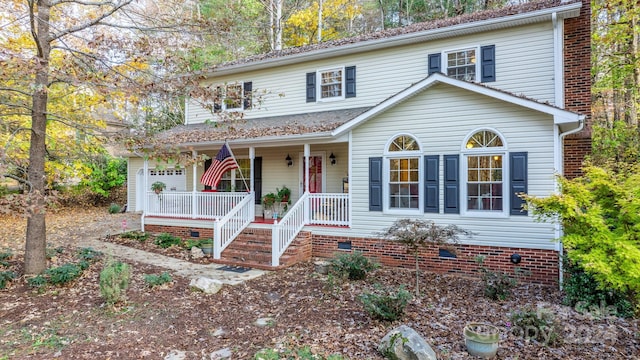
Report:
201,0,582,77
332,73,585,136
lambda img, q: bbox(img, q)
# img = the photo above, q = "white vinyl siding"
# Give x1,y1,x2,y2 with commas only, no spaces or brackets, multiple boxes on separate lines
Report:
186,22,555,125
347,83,556,250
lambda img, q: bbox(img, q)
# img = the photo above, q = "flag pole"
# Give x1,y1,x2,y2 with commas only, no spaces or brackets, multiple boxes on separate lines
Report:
225,141,250,192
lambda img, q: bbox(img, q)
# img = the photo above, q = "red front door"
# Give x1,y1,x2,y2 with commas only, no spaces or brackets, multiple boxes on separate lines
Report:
302,156,323,193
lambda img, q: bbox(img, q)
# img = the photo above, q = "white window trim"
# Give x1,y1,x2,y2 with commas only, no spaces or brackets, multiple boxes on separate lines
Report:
460,128,509,218
219,156,250,191
316,66,345,102
382,133,423,214
442,46,480,82
222,82,245,112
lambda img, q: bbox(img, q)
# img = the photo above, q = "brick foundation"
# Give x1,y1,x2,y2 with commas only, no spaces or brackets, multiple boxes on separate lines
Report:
146,223,560,286
312,234,559,285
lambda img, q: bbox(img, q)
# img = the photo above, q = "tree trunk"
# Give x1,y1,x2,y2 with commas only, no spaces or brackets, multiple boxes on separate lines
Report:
25,0,52,275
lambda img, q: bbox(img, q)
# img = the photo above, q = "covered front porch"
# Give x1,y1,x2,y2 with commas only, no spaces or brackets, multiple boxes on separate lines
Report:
138,142,350,268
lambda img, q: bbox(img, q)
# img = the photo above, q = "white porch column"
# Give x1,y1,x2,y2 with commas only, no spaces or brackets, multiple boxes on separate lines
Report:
304,144,310,193
192,150,198,219
142,158,149,232
249,147,255,193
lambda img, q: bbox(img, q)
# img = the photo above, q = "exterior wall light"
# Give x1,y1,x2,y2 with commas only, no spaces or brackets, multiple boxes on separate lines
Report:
286,154,293,167
329,152,336,165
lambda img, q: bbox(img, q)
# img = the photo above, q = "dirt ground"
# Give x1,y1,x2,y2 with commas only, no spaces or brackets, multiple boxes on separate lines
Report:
0,207,638,359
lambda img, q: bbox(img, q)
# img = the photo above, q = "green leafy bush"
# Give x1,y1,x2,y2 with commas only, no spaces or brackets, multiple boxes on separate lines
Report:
80,155,127,198
144,272,173,287
509,306,562,346
108,203,121,214
45,263,83,285
330,251,379,280
27,275,47,288
183,238,213,249
524,165,640,315
0,271,17,289
360,285,411,321
100,260,131,305
77,247,102,262
254,346,345,360
154,233,182,248
0,251,12,267
121,231,149,242
562,259,634,318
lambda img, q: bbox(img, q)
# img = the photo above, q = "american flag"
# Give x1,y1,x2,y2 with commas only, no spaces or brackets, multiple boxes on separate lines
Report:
200,143,239,188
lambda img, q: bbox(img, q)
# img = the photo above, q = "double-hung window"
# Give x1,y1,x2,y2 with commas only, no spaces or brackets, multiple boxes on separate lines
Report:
213,82,252,112
462,129,506,215
446,48,477,82
306,66,356,102
387,135,421,211
319,68,344,100
217,158,250,192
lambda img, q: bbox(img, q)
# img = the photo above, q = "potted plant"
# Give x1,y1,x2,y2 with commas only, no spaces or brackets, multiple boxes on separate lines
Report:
198,239,214,256
276,186,291,212
463,322,499,359
261,192,277,219
151,181,166,194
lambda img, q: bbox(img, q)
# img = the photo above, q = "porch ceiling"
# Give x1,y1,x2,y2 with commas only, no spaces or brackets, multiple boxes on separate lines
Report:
154,107,371,148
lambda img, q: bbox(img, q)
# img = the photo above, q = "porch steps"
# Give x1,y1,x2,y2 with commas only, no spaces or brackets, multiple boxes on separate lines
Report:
217,228,312,270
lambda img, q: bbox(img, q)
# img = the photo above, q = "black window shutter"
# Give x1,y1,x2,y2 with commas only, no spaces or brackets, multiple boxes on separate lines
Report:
428,53,441,75
243,81,253,109
254,157,262,204
213,86,222,113
443,154,459,214
369,157,383,211
345,66,356,98
480,45,496,83
306,72,316,102
424,155,439,213
510,152,528,215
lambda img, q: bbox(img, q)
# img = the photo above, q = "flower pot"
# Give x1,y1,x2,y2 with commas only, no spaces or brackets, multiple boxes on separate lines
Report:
463,323,499,359
199,244,214,256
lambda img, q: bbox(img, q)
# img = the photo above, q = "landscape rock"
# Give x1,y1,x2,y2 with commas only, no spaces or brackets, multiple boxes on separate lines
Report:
314,260,331,275
379,325,437,360
190,247,205,259
255,317,275,327
189,277,223,294
210,347,232,359
164,350,186,360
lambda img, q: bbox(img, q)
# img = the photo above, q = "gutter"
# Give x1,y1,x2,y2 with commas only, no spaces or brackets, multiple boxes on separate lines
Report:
205,3,583,77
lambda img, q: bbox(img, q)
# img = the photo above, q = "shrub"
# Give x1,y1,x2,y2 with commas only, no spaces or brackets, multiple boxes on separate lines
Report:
476,256,517,301
509,306,562,346
144,272,173,287
154,233,182,248
0,271,17,289
360,284,412,321
100,260,131,305
27,275,47,288
45,246,64,259
330,251,379,281
121,231,149,242
108,203,121,214
45,263,83,285
184,238,212,249
524,165,640,315
0,251,12,267
77,247,102,262
562,259,634,318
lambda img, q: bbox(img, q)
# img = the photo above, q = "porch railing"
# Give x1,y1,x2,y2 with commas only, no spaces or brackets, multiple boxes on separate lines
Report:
272,192,309,267
146,191,248,219
213,192,255,259
308,193,349,226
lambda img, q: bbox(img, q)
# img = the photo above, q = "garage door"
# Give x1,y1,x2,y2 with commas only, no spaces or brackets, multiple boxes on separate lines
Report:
149,168,186,192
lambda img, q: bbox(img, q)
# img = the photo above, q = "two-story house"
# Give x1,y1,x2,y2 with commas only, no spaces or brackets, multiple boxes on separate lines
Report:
127,0,591,285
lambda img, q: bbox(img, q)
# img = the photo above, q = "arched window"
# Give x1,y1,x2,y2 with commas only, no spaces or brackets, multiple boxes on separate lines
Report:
386,135,421,210
463,129,506,213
